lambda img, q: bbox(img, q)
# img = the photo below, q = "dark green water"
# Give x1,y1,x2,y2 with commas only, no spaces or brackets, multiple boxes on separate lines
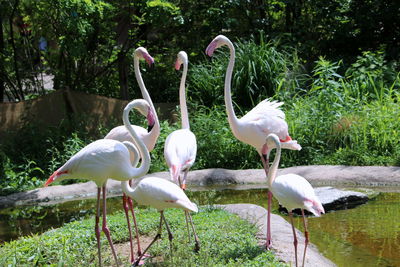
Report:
0,188,399,267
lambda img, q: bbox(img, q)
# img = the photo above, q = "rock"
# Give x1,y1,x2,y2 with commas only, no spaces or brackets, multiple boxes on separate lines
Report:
2,166,399,208
278,186,369,215
220,204,336,267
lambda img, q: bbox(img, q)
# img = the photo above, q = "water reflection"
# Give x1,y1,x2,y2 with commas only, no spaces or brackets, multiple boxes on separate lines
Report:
0,188,399,267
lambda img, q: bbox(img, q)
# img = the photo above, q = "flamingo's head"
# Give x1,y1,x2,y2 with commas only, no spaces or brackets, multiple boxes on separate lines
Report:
44,170,69,187
265,133,281,151
135,47,154,66
205,35,231,57
126,99,156,132
175,51,188,70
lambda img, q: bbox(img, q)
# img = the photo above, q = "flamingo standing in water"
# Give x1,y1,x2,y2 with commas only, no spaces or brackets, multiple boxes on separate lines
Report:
164,51,200,250
265,133,324,267
206,35,302,249
44,99,153,267
104,47,160,262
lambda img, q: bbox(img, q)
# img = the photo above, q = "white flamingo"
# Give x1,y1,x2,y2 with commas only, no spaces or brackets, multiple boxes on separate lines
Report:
122,176,198,266
104,47,160,262
44,99,152,267
163,51,199,250
206,35,301,249
266,133,324,267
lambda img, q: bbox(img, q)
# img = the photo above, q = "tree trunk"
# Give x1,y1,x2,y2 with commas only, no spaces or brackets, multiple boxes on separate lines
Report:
0,14,5,102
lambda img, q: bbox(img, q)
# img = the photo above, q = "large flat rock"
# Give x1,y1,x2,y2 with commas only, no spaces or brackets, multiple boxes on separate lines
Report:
220,203,336,267
1,166,399,208
279,186,369,215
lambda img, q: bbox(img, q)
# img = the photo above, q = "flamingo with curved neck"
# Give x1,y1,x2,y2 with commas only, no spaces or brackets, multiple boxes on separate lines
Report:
44,99,151,267
104,47,160,262
265,133,324,267
206,35,302,249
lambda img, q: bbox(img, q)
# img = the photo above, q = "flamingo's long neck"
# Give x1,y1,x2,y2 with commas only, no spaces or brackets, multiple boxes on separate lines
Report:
121,180,137,198
134,56,160,143
223,40,240,134
267,136,281,189
123,102,151,178
179,59,190,129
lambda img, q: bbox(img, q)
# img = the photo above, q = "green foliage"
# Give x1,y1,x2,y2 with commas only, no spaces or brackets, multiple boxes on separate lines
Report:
0,208,285,266
189,36,305,108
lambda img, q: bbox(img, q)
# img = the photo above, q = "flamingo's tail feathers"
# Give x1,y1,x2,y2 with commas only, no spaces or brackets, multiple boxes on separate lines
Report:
170,164,182,184
305,199,325,217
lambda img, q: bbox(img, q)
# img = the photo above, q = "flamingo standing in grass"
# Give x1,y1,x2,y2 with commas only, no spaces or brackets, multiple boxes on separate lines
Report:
164,51,200,250
122,177,198,267
265,133,324,267
104,47,160,262
44,99,153,267
206,35,302,249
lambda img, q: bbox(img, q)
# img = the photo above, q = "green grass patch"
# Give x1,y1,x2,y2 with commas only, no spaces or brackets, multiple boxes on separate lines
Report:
0,207,285,266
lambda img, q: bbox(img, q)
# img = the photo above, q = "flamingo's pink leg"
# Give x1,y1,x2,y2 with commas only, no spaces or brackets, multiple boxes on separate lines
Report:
95,187,102,267
102,185,119,266
301,209,309,267
261,146,272,250
122,194,135,263
289,211,298,267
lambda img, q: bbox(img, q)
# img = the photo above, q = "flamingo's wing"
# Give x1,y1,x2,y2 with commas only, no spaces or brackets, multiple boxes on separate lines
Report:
240,100,289,140
51,139,132,184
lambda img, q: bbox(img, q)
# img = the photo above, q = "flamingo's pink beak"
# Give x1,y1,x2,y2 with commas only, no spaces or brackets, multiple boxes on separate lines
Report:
143,53,154,66
44,172,57,187
147,108,156,132
181,184,186,190
44,170,68,187
175,59,181,70
205,40,218,57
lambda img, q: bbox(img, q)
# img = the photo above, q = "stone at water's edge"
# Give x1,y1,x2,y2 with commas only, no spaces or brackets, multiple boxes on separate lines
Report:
1,166,399,208
220,204,337,267
278,186,370,215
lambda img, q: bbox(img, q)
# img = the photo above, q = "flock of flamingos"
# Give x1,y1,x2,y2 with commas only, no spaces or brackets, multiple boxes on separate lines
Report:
43,35,325,267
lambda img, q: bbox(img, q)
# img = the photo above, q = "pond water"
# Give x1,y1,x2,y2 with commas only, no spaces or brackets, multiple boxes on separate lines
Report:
0,187,399,267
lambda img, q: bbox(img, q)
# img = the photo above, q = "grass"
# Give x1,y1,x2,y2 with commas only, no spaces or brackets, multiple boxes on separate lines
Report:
0,207,285,266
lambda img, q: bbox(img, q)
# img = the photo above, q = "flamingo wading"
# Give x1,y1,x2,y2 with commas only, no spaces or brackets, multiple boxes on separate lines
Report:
164,51,200,250
44,99,153,267
265,133,324,267
206,35,302,249
104,47,160,263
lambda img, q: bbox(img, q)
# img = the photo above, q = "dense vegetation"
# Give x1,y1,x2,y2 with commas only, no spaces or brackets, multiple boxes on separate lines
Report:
0,1,399,195
0,207,285,266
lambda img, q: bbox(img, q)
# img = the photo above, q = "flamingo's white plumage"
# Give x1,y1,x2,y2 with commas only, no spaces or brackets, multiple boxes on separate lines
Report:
164,51,197,188
44,99,151,267
266,133,324,267
163,51,199,250
206,35,301,249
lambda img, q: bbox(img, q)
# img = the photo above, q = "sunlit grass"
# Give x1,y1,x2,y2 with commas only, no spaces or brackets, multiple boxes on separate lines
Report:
0,207,285,266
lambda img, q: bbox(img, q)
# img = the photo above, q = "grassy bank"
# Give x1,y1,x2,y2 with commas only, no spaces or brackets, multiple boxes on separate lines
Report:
0,207,284,266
